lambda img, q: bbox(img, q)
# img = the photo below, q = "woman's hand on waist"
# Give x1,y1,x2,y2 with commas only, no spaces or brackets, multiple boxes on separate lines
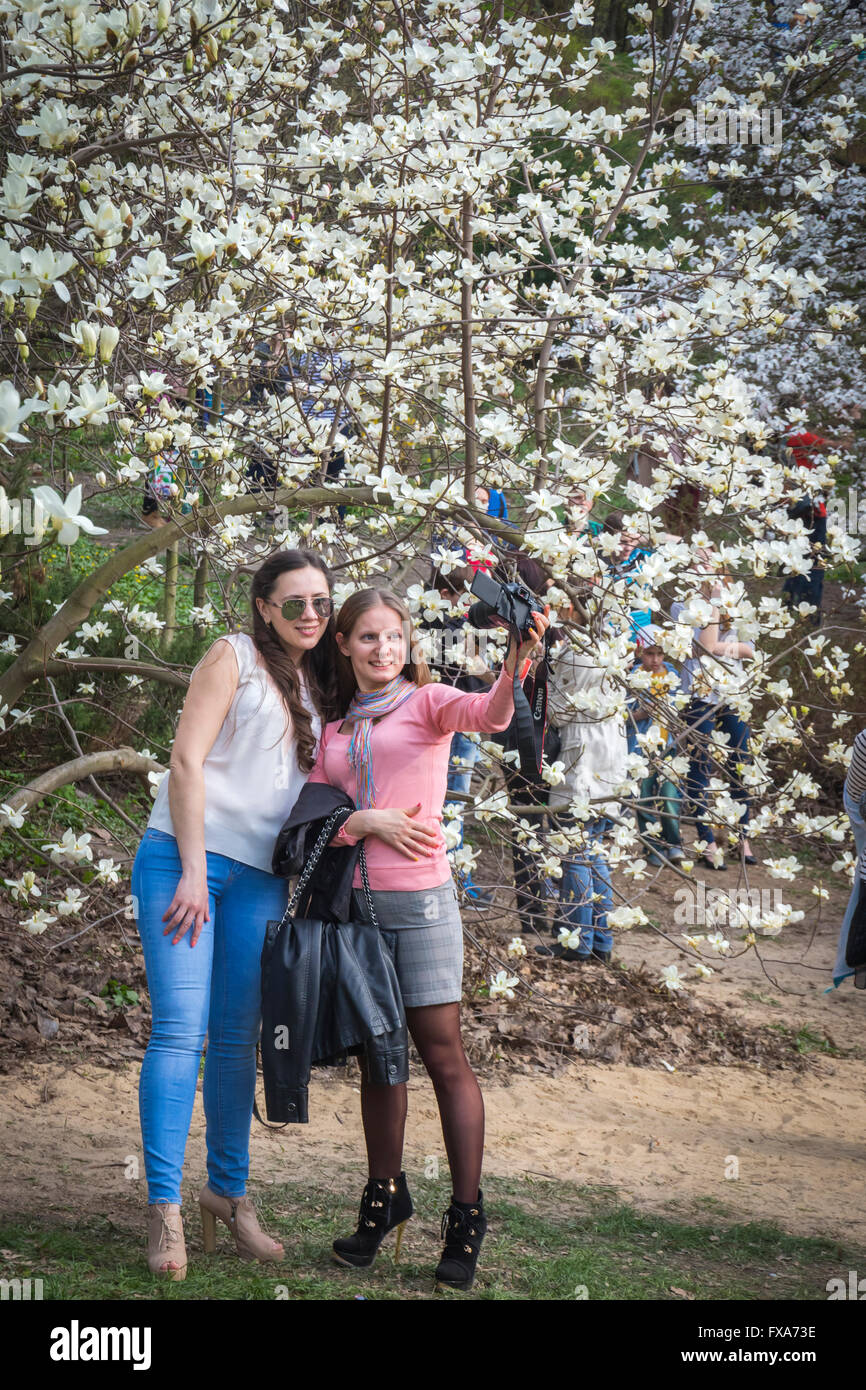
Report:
162,867,210,947
344,804,441,860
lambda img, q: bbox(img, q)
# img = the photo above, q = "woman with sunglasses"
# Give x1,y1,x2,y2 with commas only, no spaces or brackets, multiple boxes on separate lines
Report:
131,549,338,1279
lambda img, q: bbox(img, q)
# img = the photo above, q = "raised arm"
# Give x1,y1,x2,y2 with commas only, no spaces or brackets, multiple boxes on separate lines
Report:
429,609,550,735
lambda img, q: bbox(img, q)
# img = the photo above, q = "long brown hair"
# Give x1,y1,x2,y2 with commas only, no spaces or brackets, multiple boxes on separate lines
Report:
250,549,339,772
335,587,432,714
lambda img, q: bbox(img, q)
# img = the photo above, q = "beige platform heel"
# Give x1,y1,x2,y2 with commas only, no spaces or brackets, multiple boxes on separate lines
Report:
198,1184,284,1262
147,1202,187,1280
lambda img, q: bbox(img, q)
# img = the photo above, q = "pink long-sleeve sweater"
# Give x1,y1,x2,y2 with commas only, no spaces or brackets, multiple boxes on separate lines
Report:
307,667,515,890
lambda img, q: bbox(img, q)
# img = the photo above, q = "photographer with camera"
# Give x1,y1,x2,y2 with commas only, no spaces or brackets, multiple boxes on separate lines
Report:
423,564,497,904
467,558,562,938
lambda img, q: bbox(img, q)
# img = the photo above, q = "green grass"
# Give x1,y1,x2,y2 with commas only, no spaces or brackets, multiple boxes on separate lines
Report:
0,1175,858,1301
741,989,782,1008
767,1024,843,1058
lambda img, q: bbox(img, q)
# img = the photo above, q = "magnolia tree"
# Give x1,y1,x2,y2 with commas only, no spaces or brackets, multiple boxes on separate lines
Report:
0,0,863,999
628,0,866,426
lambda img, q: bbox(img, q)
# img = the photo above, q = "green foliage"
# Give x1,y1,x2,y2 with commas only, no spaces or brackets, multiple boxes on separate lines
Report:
99,979,140,1010
768,1023,842,1057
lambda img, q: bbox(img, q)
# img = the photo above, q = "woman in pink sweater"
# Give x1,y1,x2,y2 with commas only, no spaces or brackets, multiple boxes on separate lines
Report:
309,586,548,1290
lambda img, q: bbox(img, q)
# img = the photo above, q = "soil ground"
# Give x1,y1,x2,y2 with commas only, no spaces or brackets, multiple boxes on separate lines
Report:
1,845,863,1252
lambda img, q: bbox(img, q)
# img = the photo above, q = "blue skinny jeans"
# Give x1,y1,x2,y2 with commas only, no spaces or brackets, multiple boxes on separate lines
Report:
554,816,614,954
131,827,289,1205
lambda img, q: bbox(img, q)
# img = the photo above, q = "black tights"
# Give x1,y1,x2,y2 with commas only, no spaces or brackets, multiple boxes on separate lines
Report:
360,1003,484,1203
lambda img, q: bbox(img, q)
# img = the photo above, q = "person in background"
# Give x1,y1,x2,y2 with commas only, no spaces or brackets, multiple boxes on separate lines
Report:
248,333,291,406
197,387,226,427
487,486,508,521
142,449,176,529
246,331,292,508
565,489,602,537
425,565,496,904
536,636,630,964
671,568,756,870
627,628,684,865
832,726,866,990
490,547,559,936
777,389,854,615
472,483,508,523
287,322,353,482
778,392,835,622
628,376,701,537
601,510,656,635
139,389,183,528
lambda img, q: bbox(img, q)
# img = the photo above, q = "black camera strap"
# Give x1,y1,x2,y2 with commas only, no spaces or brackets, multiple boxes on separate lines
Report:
510,625,553,777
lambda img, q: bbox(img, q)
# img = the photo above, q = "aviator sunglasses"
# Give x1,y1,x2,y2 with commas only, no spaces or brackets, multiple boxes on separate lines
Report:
270,595,334,621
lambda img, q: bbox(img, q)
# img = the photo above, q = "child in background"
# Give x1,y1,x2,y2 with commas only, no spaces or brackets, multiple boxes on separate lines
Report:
141,449,178,529
627,629,684,865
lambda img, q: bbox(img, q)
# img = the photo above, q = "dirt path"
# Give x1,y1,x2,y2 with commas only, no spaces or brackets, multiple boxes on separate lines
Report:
2,845,864,1247
2,1054,863,1246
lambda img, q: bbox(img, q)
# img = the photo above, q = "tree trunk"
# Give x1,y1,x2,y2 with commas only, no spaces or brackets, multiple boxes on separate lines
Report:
460,192,477,505
163,542,179,653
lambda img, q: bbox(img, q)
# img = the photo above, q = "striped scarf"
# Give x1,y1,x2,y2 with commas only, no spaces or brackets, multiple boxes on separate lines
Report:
344,676,417,808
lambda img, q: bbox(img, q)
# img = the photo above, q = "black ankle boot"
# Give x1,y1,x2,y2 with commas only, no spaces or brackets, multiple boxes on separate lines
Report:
332,1173,413,1269
435,1191,487,1291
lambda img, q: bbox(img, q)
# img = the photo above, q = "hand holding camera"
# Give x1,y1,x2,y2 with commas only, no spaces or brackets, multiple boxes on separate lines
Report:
467,570,553,775
466,570,549,674
504,609,550,675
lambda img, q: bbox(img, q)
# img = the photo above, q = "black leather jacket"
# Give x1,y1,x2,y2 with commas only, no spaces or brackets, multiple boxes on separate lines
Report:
272,782,360,922
261,784,409,1123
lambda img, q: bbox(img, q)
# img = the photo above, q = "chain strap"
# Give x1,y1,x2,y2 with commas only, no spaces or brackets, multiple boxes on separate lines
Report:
271,808,350,934
272,805,380,933
357,838,379,931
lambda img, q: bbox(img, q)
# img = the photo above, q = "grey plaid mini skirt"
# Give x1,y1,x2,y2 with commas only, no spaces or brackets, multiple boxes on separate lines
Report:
351,877,464,1008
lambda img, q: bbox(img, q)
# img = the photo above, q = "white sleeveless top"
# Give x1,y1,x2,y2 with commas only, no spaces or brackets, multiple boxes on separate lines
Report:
148,632,321,873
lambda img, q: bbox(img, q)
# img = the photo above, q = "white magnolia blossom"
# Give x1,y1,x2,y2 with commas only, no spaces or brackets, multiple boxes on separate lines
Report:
94,858,120,885
0,1,862,968
489,970,520,1001
41,829,93,865
54,887,87,916
660,964,687,992
4,870,41,902
30,485,108,546
21,909,57,935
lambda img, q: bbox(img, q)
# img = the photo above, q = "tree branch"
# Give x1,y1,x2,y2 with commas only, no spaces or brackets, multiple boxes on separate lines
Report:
3,748,165,819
